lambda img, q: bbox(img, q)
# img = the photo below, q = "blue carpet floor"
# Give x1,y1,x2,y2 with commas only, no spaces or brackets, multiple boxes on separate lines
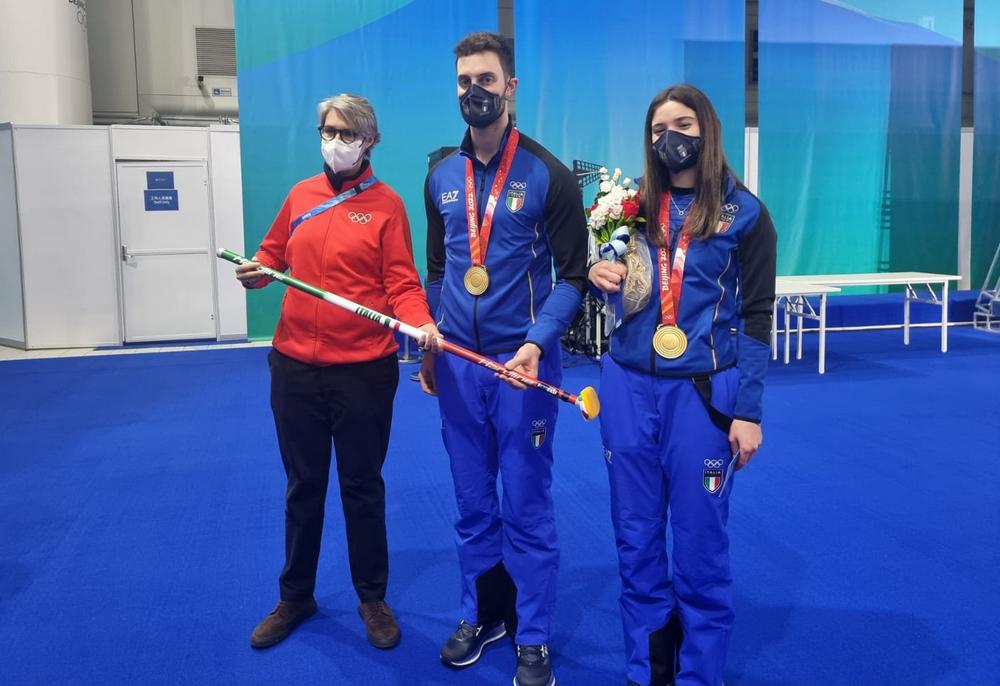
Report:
1,327,998,685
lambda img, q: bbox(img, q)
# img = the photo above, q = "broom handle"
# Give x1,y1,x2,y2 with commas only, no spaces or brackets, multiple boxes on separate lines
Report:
218,249,584,407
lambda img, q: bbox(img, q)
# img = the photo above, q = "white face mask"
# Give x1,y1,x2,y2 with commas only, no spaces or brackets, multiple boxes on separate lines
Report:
321,137,366,174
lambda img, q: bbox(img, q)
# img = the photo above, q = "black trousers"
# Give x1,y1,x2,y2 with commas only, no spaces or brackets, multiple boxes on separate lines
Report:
268,348,399,603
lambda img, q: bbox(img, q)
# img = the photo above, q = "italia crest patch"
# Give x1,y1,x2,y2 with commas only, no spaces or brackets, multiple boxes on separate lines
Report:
716,203,739,233
703,458,725,493
506,189,525,213
703,469,723,493
531,419,547,448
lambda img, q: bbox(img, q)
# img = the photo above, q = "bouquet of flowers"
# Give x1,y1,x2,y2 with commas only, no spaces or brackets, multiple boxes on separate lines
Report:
586,167,652,332
587,167,643,262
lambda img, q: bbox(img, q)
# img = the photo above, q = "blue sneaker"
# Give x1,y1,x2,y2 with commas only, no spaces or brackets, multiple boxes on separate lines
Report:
440,620,507,668
514,643,555,686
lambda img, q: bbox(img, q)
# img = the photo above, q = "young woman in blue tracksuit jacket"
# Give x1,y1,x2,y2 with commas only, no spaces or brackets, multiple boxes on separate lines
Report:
589,84,777,686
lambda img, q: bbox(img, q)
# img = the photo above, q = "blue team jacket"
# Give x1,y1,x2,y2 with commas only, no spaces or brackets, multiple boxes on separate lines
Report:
425,125,588,356
607,175,777,422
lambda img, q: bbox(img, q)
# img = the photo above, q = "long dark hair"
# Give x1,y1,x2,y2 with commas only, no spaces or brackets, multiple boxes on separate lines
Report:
640,84,738,245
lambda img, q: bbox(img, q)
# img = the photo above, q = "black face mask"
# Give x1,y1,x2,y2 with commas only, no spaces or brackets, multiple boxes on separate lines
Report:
459,83,506,128
653,130,702,174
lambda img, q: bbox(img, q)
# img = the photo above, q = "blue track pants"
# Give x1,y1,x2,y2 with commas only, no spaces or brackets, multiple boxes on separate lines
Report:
435,349,562,644
600,355,739,686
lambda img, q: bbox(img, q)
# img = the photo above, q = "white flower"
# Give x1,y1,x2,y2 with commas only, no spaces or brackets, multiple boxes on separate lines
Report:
587,162,645,240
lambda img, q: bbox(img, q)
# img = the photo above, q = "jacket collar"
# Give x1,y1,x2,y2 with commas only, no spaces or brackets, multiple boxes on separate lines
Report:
323,159,372,193
459,120,514,168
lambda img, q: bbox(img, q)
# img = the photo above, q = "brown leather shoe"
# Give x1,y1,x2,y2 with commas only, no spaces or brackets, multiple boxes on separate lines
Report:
250,598,318,648
358,600,401,649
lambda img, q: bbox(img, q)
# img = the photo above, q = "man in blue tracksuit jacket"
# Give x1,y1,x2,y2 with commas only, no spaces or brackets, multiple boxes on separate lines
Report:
418,31,587,686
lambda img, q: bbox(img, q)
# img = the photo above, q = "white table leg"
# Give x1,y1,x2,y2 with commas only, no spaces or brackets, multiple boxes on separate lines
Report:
771,299,779,360
941,280,949,352
819,293,827,374
904,288,911,345
784,303,791,364
796,297,804,360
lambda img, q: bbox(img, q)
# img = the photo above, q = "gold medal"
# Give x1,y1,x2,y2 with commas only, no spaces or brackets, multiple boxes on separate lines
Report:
464,265,490,295
652,325,688,359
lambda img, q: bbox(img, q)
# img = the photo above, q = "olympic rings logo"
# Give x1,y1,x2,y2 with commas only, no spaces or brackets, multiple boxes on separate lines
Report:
531,419,547,428
348,212,373,224
721,203,740,214
509,181,527,190
704,459,724,468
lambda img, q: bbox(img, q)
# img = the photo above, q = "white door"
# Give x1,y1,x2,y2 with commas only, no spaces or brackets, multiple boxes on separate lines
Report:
116,161,217,342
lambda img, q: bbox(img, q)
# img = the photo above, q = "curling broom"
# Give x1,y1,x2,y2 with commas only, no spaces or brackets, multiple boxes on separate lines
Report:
218,249,600,420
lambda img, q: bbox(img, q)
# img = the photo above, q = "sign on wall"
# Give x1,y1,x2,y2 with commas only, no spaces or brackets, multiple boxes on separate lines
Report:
143,171,179,211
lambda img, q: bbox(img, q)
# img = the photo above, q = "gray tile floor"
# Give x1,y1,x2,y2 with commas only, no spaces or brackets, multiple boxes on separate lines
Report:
0,340,272,361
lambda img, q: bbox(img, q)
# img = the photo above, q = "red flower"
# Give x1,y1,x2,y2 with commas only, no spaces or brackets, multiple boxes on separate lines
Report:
621,199,639,219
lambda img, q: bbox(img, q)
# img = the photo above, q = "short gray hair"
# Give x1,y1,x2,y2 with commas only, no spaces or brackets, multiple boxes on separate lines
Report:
317,93,382,148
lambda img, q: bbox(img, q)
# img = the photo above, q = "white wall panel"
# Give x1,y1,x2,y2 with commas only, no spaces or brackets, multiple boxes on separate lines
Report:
0,125,25,345
14,126,119,347
87,0,140,120
111,125,209,160
209,125,247,339
3,124,245,348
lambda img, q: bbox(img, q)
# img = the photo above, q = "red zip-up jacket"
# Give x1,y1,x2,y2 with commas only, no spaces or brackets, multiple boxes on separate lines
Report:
248,165,433,365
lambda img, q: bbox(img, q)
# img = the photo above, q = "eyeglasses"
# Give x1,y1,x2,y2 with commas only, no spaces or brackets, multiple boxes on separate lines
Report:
318,125,359,143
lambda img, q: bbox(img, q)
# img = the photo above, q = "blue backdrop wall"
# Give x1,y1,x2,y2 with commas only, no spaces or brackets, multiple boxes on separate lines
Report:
235,2,984,334
759,0,962,281
234,1,495,339
514,0,745,206
973,1,1000,288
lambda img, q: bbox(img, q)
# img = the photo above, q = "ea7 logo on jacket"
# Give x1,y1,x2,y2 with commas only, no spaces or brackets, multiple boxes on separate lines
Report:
530,418,547,448
506,181,527,213
441,190,460,205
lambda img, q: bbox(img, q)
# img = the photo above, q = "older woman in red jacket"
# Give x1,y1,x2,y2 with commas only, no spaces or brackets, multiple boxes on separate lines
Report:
236,93,439,651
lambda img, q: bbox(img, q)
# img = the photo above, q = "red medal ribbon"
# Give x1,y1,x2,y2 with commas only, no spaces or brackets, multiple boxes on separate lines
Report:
465,128,520,267
656,191,692,327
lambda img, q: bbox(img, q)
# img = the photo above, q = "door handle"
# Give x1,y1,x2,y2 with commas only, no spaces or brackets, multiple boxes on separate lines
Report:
121,244,130,262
